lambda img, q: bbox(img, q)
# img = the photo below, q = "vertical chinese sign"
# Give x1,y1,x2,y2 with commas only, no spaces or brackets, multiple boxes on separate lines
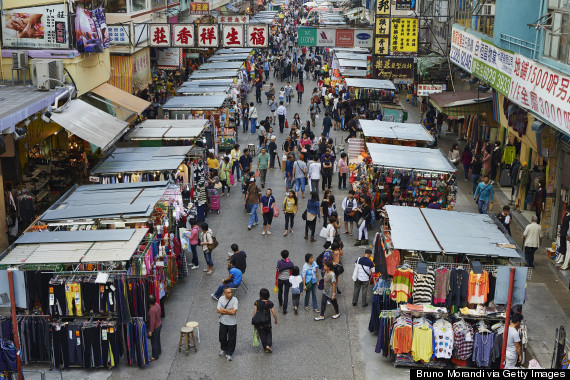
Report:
247,25,268,47
390,18,418,53
172,24,194,47
197,25,218,47
372,0,390,79
149,24,171,47
222,25,244,47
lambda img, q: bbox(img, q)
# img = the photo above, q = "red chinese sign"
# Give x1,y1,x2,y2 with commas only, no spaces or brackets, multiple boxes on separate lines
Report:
222,25,243,47
335,29,355,48
173,24,194,47
197,25,218,47
246,25,268,47
189,2,209,15
149,24,170,47
219,16,249,24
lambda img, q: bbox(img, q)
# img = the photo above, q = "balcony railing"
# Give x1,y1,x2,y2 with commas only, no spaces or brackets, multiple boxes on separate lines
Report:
500,33,537,57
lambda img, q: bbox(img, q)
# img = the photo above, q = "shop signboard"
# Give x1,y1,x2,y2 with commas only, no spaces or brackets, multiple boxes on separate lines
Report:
157,48,181,67
247,25,269,47
172,24,194,47
390,17,418,53
417,84,443,96
395,0,416,10
189,2,209,14
449,26,476,72
335,29,354,48
376,0,390,15
222,25,244,47
317,28,336,47
150,24,171,47
197,25,218,47
76,6,107,53
375,16,390,36
1,4,70,49
132,48,151,91
471,58,511,97
509,53,570,135
108,25,129,45
297,27,317,46
372,56,414,81
219,15,249,23
354,29,373,48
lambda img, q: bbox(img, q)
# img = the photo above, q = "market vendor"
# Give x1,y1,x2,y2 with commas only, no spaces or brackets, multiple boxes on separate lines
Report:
505,313,523,368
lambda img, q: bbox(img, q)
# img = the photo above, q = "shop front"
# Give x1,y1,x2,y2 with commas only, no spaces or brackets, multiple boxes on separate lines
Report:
110,47,153,94
343,78,399,120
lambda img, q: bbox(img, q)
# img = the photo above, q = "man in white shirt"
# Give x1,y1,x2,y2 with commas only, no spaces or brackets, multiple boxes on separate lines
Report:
522,216,542,268
308,156,321,194
217,287,238,361
277,101,287,133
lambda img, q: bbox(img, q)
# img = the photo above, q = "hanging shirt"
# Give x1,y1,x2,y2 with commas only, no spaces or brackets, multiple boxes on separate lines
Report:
472,332,495,367
411,325,434,362
390,268,414,303
413,270,435,304
433,320,454,359
467,271,490,304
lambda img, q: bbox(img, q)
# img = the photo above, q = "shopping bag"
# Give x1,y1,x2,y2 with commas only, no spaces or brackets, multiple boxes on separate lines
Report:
274,285,278,294
230,174,235,186
285,120,289,128
253,329,259,347
255,170,260,178
319,227,329,239
272,202,280,218
352,258,359,282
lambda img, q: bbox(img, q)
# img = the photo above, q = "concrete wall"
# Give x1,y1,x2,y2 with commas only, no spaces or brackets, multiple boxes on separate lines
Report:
493,0,541,58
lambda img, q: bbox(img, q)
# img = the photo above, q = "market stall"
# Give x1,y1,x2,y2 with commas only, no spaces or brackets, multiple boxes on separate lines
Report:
369,205,529,369
189,69,240,80
162,95,234,154
352,143,457,210
343,78,398,120
127,119,208,147
359,120,434,147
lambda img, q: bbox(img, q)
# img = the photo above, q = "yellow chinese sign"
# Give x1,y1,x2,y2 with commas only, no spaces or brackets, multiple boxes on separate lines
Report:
390,17,418,53
374,37,389,55
375,16,390,36
376,0,390,15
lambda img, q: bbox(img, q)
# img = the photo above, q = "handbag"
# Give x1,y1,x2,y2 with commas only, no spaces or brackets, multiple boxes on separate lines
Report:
302,210,307,220
262,206,270,213
334,263,344,276
305,281,313,291
272,202,280,218
255,170,260,177
352,261,359,282
253,329,260,347
317,279,324,290
230,173,235,186
285,120,289,128
207,235,219,251
306,212,317,222
251,300,269,326
319,226,329,239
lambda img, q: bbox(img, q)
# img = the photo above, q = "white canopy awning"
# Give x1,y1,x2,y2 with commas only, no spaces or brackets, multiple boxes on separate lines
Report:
359,120,434,142
49,100,129,151
128,119,207,140
344,78,396,90
367,143,456,173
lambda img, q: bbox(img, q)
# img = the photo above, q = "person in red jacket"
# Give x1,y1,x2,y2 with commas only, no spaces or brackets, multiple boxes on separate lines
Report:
148,295,162,361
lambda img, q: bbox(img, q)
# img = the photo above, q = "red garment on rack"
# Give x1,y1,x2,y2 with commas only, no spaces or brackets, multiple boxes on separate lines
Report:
385,249,400,276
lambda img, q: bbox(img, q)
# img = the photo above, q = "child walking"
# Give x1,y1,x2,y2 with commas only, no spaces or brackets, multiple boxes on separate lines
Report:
289,266,303,314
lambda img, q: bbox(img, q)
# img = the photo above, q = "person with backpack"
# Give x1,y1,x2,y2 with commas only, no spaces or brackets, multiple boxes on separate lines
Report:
302,254,319,313
199,222,215,275
252,288,278,353
184,218,201,270
352,249,374,307
342,190,358,236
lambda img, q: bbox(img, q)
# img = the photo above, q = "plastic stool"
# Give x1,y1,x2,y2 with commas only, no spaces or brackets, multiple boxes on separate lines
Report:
185,321,200,343
178,326,197,355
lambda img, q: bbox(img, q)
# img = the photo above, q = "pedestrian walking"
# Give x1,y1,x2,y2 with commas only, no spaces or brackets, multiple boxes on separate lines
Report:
482,147,492,177
471,155,483,194
148,295,162,361
304,192,321,242
257,147,269,188
285,82,293,104
230,144,242,181
268,136,278,169
253,288,278,353
217,287,238,361
325,214,340,243
337,152,348,190
219,157,232,197
314,261,340,321
497,205,512,235
461,146,472,182
260,188,276,235
342,190,358,236
185,218,200,270
354,195,371,246
308,98,317,127
322,112,332,138
307,155,321,193
320,149,334,191
474,174,494,214
505,313,523,368
245,178,261,230
283,190,298,236
277,101,287,133
276,250,294,314
199,222,215,274
293,154,307,198
285,154,295,192
289,266,303,314
239,149,253,184
242,103,249,133
269,96,277,125
249,102,258,134
302,254,319,312
522,216,542,268
352,249,374,307
296,80,304,104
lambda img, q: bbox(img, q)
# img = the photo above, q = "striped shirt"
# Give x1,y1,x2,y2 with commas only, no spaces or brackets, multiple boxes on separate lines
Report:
413,270,435,304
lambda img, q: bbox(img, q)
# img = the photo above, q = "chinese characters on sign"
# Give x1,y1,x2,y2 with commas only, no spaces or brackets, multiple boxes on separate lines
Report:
376,0,390,15
190,2,209,15
247,25,268,47
108,25,128,44
222,25,243,47
372,57,414,80
390,18,418,53
219,16,249,23
149,24,170,47
173,24,194,47
395,0,416,10
198,25,218,47
417,84,443,96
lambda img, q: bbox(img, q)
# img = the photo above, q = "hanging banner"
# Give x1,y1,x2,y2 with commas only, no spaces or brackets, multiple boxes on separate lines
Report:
372,56,414,80
197,25,218,47
173,24,194,47
417,84,443,96
395,0,416,10
76,7,104,53
509,54,570,135
297,27,317,46
219,15,249,23
335,29,354,48
157,48,181,67
1,4,70,49
354,29,373,48
222,25,244,47
390,17,418,53
91,7,109,49
317,28,335,47
189,2,209,14
149,24,171,47
247,25,269,47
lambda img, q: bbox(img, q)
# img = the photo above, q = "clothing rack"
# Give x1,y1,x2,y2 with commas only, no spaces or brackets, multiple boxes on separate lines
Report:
403,259,533,281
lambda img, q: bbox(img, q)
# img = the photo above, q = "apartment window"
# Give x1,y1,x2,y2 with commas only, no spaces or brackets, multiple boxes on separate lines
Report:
105,0,148,13
543,2,570,63
151,0,167,9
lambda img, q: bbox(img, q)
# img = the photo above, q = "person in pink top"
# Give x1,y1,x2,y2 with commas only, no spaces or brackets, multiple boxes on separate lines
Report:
148,295,162,361
299,133,312,150
482,147,492,177
184,218,201,270
337,152,348,190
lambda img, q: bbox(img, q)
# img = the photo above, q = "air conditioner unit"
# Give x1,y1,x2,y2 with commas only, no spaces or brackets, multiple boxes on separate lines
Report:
12,52,28,69
482,4,495,16
31,59,64,90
